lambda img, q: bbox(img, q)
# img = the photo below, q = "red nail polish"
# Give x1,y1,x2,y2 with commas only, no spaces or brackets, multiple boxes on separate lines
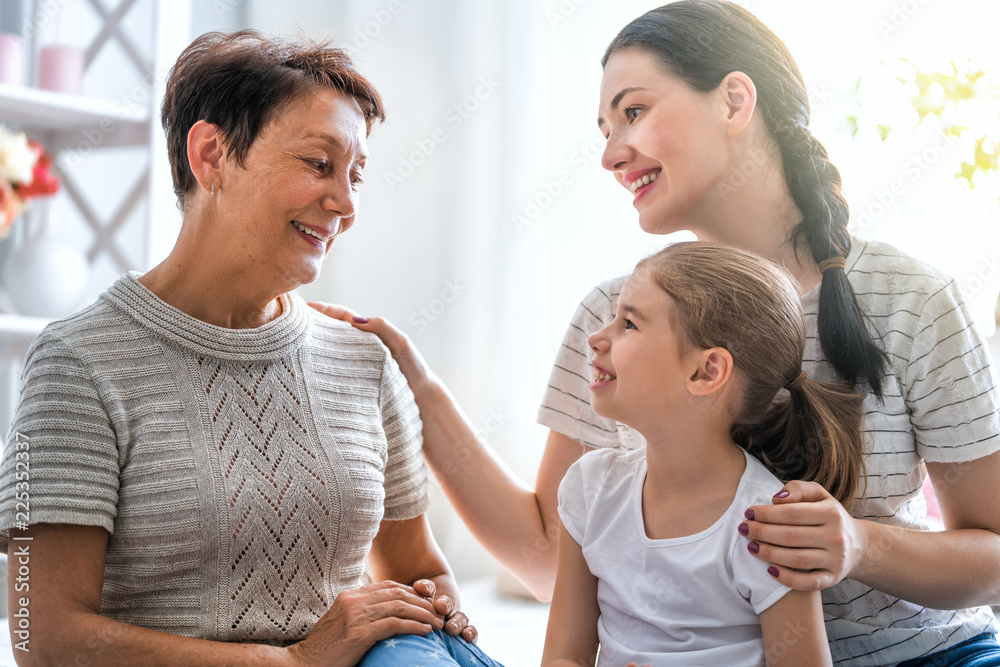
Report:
748,542,759,554
738,522,749,536
768,566,779,577
773,490,789,499
744,509,755,520
352,316,369,324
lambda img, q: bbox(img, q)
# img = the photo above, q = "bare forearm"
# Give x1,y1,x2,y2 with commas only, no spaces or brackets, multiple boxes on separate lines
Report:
19,612,292,667
415,382,559,597
855,522,1000,609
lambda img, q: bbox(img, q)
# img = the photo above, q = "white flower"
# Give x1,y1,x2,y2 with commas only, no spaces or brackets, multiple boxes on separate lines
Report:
0,125,38,185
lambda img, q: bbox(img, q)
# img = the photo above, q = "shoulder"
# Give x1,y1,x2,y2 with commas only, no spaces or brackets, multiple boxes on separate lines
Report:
303,304,390,364
563,446,640,496
24,298,128,367
848,238,957,297
739,452,786,505
579,276,628,313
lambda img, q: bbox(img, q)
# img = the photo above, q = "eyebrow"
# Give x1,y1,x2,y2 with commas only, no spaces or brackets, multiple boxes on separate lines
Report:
622,304,648,322
596,86,648,127
303,132,369,163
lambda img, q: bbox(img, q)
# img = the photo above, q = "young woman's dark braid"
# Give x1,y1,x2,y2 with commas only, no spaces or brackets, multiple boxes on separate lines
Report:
604,0,891,397
772,117,891,397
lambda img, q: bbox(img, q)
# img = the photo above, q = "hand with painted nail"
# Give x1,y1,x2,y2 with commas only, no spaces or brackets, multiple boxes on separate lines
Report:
413,578,479,644
739,480,865,591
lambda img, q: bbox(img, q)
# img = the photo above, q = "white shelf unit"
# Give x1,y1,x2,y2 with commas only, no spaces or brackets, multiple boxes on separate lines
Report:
0,0,193,441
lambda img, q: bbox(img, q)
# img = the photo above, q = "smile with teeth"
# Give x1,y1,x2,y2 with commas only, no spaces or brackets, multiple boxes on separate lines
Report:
628,170,660,194
592,366,616,383
292,220,332,243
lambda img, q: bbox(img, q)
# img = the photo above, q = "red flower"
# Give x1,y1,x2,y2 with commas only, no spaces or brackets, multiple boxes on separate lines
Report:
13,141,60,200
0,180,22,238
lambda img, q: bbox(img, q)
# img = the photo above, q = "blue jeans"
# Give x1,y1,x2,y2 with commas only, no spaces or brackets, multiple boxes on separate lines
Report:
357,629,506,666
897,633,1000,667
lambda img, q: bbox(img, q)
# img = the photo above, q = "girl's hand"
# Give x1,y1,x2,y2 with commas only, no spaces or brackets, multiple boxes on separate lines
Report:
739,480,866,591
413,578,479,643
308,302,437,397
626,663,652,667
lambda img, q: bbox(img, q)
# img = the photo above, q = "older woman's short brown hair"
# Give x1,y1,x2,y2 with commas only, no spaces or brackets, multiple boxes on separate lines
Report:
161,30,385,208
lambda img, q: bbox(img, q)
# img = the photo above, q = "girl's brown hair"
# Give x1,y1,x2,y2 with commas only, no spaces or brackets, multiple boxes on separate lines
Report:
637,242,866,505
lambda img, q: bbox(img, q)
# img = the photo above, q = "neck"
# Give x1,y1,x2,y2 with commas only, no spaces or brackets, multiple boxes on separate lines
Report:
691,140,823,295
639,409,745,498
139,212,285,329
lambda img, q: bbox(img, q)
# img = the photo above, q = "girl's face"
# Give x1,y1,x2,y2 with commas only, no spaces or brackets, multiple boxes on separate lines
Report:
598,48,732,235
587,269,697,432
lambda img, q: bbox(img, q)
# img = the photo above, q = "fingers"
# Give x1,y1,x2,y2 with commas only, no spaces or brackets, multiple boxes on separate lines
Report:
307,301,360,323
460,624,478,644
744,489,839,528
444,611,470,637
413,578,436,599
765,563,838,592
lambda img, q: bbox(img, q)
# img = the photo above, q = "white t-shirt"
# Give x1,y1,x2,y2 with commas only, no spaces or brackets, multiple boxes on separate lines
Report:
558,446,793,667
541,238,1000,666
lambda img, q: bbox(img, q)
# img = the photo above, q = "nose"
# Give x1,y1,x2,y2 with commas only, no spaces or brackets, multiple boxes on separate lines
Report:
601,131,631,173
589,321,613,353
323,173,358,232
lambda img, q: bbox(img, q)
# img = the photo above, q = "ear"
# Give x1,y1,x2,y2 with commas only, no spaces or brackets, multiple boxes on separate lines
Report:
187,120,225,195
686,347,733,396
718,71,756,138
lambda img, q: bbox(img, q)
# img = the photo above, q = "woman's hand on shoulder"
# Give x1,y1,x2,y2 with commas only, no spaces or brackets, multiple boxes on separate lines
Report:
285,580,444,667
308,302,438,398
739,480,866,591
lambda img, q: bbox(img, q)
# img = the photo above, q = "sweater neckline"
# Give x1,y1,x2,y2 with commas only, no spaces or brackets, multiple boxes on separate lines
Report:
103,272,310,362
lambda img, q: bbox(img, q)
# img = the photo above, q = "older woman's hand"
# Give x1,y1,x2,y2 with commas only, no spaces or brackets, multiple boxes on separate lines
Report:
413,578,479,643
308,302,438,400
286,580,444,667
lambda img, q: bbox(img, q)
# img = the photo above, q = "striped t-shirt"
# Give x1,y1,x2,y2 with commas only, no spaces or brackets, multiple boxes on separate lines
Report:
538,238,1000,666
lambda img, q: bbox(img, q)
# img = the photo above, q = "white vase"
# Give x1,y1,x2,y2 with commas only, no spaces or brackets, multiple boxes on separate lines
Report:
1,200,89,318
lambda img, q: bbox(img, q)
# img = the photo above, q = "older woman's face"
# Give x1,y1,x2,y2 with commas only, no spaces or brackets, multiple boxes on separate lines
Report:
218,87,368,288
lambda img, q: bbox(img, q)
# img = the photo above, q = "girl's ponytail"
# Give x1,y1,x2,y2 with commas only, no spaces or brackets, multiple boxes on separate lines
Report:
733,370,866,505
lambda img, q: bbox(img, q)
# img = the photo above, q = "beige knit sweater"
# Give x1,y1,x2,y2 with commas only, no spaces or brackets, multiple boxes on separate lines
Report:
0,273,428,644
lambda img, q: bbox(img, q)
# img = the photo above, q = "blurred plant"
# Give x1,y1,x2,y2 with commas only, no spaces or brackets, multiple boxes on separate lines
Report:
847,60,999,198
0,124,60,238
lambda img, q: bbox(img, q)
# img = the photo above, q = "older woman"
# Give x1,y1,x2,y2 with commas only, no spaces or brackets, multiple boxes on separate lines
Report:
0,31,501,667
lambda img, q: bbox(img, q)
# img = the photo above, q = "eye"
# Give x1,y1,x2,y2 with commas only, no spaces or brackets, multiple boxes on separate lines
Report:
622,317,637,331
624,106,643,122
305,158,329,173
350,170,365,188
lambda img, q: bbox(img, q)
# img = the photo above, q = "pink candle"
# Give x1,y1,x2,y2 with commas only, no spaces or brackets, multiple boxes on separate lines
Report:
0,33,25,86
38,45,86,95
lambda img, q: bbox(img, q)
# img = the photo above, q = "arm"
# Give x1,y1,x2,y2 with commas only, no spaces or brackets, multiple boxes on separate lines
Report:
10,523,443,667
7,524,290,667
308,302,586,600
364,513,476,641
540,525,600,667
741,451,1000,608
758,590,831,667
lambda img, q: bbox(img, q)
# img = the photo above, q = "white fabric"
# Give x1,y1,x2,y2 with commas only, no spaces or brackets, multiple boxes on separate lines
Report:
559,447,791,667
541,238,1000,665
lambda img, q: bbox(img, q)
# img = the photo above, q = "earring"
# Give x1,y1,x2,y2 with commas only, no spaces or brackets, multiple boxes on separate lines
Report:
210,182,216,195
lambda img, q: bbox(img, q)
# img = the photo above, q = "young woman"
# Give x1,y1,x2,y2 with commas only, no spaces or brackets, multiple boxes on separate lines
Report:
541,242,855,666
316,1,1000,664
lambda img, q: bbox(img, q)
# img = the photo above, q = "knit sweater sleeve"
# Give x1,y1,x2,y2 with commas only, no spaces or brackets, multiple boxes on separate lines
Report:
0,331,120,553
379,354,429,520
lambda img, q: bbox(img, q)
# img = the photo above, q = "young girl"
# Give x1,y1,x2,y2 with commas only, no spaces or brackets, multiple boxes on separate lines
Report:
541,242,863,667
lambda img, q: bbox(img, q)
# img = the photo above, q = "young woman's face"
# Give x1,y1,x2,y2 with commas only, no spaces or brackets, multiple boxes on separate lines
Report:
598,48,732,235
587,269,697,432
